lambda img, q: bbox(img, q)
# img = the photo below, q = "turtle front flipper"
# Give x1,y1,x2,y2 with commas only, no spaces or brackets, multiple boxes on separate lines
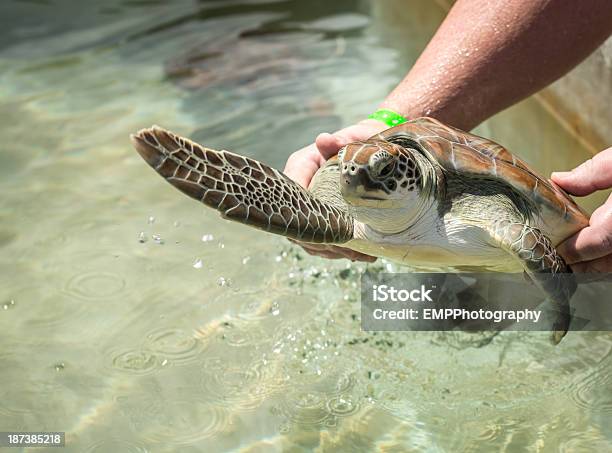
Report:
491,220,576,344
130,126,354,244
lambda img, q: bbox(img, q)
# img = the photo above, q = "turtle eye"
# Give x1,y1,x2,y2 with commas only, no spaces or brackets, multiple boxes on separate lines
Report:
377,161,395,178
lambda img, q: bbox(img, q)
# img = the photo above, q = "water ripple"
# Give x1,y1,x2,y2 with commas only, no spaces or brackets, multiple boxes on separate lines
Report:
65,271,126,301
144,327,207,366
275,390,333,428
109,349,160,375
84,439,149,453
370,387,414,419
0,380,63,416
217,321,271,348
568,365,612,414
142,401,229,445
213,289,287,321
326,394,360,417
200,357,286,410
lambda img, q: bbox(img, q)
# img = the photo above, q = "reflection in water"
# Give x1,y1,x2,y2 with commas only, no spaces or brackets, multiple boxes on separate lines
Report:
0,0,611,451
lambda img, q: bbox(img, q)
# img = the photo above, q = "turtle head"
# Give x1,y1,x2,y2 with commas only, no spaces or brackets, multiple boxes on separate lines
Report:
339,139,423,205
339,139,433,233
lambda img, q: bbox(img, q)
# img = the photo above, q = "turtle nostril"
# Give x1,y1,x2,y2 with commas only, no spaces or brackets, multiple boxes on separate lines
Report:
342,162,360,176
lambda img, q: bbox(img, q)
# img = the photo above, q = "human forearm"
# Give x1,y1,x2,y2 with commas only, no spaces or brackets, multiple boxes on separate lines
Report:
381,0,612,130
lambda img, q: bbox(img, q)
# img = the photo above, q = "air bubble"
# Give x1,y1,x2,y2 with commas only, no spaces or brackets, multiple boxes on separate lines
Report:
217,277,231,287
201,234,214,242
193,259,203,269
148,216,155,224
152,234,164,245
138,232,147,243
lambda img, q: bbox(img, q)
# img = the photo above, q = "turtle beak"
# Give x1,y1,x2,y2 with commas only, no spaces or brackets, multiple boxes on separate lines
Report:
340,163,388,205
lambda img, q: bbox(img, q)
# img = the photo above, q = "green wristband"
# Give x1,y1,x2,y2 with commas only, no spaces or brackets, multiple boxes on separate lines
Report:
368,108,408,127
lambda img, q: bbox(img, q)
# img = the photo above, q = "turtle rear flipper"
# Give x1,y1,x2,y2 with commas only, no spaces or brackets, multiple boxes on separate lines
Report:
490,220,576,344
131,126,354,244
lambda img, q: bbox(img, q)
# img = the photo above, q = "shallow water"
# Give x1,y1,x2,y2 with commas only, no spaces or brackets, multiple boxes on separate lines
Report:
1,0,611,451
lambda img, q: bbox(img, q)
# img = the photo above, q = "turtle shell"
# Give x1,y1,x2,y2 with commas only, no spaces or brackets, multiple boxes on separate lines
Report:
376,117,589,239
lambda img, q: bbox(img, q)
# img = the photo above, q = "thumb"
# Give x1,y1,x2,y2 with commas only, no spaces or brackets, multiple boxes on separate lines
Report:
315,132,348,160
551,148,612,196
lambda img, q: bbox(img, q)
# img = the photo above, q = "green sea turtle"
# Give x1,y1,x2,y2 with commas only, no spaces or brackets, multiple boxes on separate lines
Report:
131,117,589,343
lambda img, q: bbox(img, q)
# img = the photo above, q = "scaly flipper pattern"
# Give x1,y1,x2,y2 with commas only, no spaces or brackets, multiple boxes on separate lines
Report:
131,126,354,243
491,220,576,344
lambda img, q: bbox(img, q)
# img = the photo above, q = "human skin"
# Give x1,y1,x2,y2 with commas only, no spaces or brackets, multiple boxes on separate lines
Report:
283,0,612,267
552,149,612,273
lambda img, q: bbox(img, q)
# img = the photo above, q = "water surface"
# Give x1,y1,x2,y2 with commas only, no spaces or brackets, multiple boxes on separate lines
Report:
1,0,611,451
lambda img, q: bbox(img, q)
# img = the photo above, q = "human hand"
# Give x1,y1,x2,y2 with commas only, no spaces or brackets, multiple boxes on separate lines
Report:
551,147,612,272
283,119,387,261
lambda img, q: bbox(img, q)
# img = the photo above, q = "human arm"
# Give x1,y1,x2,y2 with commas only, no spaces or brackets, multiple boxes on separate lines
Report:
382,0,612,130
285,0,612,260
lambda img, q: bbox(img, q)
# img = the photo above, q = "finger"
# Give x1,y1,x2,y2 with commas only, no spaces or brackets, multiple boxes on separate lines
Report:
315,133,344,159
303,248,345,259
551,147,612,196
589,192,612,225
291,241,348,259
570,254,612,273
316,244,377,262
289,240,329,252
299,244,331,254
335,248,378,262
557,214,612,264
289,239,334,252
283,168,309,188
290,240,377,262
283,147,320,188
